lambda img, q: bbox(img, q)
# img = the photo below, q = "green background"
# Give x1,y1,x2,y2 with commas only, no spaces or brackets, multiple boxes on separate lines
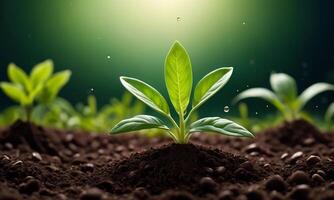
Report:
1,0,333,117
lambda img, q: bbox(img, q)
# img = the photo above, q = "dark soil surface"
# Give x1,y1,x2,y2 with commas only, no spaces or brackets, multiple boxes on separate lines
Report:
1,119,334,200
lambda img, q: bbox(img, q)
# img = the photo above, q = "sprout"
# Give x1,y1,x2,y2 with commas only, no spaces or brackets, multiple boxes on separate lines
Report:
0,60,71,121
111,41,253,144
233,73,334,120
325,102,334,129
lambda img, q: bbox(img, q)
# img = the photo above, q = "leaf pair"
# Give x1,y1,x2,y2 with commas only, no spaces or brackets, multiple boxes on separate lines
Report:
112,41,253,143
234,73,334,119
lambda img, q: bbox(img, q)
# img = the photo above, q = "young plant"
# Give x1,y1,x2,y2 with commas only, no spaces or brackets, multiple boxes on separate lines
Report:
325,102,334,129
233,73,334,120
111,41,253,143
0,60,71,121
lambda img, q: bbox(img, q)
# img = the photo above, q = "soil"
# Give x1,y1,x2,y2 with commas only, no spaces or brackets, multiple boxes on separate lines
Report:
1,119,334,200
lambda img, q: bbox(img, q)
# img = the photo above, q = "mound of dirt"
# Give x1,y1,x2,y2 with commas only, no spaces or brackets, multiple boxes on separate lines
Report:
93,143,267,195
0,120,62,154
261,119,329,147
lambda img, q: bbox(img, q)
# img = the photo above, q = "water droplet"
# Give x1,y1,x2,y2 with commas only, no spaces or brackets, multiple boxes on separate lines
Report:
224,106,229,113
236,89,239,93
89,88,94,94
315,105,319,109
107,55,111,59
255,112,258,115
266,105,269,108
246,85,249,88
176,16,181,21
242,21,246,25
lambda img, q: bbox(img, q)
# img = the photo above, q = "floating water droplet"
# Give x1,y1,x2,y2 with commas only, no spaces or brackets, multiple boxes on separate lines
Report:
107,55,111,59
176,16,181,21
224,106,229,113
315,105,319,109
266,105,269,108
89,88,94,94
246,85,249,88
236,89,239,93
255,112,258,115
242,21,246,25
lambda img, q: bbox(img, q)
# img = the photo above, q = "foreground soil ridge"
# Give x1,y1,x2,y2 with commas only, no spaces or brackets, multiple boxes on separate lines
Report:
1,119,334,199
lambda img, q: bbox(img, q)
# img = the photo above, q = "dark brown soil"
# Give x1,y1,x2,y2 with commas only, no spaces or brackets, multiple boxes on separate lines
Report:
1,119,334,200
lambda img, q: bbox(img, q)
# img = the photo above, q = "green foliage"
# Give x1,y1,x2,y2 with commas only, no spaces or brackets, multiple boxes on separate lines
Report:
32,93,145,132
234,73,334,120
325,102,334,129
0,60,71,121
112,41,253,143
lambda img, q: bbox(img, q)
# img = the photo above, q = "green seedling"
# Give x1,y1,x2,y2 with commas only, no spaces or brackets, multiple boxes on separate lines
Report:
233,73,334,120
33,93,144,132
325,102,334,129
111,41,253,143
0,60,71,121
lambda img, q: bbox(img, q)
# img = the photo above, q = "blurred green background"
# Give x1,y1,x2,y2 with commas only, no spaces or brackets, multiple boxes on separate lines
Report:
1,0,333,117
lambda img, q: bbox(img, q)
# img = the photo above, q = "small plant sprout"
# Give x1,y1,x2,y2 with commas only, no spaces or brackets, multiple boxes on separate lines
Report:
0,60,71,121
111,41,253,144
233,73,334,120
325,102,334,129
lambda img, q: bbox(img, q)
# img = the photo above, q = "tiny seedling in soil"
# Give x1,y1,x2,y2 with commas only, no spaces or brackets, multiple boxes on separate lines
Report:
0,60,71,121
233,73,334,120
111,41,253,143
325,102,334,129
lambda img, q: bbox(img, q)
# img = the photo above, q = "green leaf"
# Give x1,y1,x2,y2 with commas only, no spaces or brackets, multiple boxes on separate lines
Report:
7,63,31,90
270,73,297,104
0,82,30,105
30,59,54,87
325,102,334,124
28,83,43,103
42,70,71,103
120,76,170,115
193,67,233,110
88,95,97,115
298,83,334,110
111,115,169,134
233,88,286,113
189,117,253,137
164,41,192,114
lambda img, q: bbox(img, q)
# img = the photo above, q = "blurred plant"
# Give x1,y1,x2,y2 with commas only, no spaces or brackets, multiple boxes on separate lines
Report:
33,93,144,132
0,60,71,121
325,102,334,130
111,41,253,143
233,73,334,120
0,106,24,127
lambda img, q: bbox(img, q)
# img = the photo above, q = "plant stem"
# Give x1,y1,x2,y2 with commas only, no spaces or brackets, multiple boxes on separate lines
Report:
178,111,187,144
25,106,32,122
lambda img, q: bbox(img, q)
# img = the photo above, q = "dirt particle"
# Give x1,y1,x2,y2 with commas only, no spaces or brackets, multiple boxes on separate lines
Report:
216,166,226,175
288,171,310,185
312,173,325,184
133,187,150,200
306,155,321,166
80,188,103,200
32,152,42,161
265,175,287,192
218,190,234,200
19,179,40,194
199,177,217,192
289,184,310,199
289,151,303,163
280,153,289,160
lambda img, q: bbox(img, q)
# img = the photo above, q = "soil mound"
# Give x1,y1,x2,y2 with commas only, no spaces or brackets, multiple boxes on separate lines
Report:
262,119,328,147
0,120,61,154
94,143,266,194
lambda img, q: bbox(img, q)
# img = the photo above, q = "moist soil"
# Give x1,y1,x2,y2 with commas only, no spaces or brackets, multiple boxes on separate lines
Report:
1,119,334,200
